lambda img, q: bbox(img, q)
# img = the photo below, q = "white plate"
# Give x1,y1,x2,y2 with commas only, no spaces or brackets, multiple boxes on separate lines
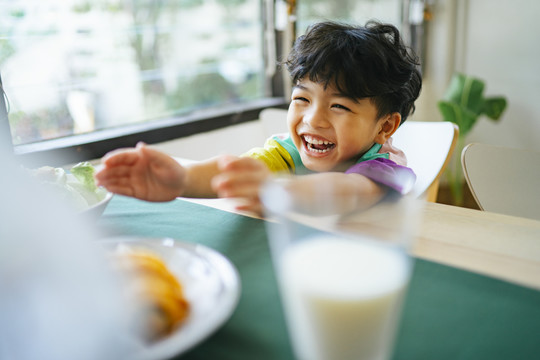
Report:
100,237,241,360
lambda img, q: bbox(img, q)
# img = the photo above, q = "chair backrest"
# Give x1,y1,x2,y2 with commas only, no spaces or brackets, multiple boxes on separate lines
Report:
462,143,540,220
259,108,459,201
392,121,459,200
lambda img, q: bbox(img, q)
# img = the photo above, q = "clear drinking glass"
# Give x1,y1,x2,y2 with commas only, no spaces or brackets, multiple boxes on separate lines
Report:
261,177,423,360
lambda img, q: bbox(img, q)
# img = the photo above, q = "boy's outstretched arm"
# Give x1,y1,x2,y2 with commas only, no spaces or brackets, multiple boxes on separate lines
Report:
95,143,221,201
210,158,386,216
283,172,388,215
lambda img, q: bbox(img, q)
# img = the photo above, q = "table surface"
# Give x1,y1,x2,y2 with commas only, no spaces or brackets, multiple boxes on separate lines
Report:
99,196,540,360
414,201,540,290
183,197,540,290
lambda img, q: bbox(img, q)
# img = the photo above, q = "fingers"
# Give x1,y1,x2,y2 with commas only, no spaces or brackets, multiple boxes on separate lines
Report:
138,143,172,166
101,142,155,168
97,143,154,184
96,143,145,193
93,163,136,196
214,177,261,199
95,150,141,189
101,146,141,167
212,158,271,200
95,165,132,183
98,183,136,198
217,155,267,172
234,200,264,217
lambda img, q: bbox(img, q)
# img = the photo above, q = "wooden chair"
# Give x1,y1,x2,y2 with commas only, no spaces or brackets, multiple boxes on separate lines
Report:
461,143,540,220
260,108,460,202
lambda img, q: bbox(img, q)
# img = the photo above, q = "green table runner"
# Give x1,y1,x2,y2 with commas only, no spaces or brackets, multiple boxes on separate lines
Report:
99,196,540,360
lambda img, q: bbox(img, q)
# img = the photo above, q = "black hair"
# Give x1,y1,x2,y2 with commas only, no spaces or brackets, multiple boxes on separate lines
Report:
285,21,422,123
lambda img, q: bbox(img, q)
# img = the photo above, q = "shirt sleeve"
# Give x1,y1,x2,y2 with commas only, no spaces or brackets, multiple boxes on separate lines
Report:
345,157,416,195
242,137,295,174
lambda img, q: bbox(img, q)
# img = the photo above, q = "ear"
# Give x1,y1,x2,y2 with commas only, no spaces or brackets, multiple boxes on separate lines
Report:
374,113,401,144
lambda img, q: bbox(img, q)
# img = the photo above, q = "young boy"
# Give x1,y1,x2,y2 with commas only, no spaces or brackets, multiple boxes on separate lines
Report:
96,21,422,215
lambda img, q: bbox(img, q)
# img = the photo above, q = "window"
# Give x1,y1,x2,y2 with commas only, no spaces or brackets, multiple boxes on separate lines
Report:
297,0,400,32
1,0,285,163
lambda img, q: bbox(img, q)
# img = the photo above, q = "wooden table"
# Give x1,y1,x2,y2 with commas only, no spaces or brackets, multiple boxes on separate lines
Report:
414,202,540,290
185,197,540,290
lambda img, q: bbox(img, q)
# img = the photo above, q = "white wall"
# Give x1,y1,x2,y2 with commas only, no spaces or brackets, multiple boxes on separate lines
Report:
464,0,540,151
415,0,540,151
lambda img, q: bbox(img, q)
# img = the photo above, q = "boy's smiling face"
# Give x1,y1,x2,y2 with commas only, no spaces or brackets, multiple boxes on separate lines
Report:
287,79,398,172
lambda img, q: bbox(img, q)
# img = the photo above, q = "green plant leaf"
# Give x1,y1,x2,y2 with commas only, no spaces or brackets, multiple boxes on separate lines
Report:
442,73,486,115
441,74,466,104
438,100,478,136
482,97,507,120
461,76,486,114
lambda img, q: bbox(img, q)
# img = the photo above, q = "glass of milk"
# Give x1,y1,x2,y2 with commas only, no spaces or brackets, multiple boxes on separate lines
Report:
260,178,423,360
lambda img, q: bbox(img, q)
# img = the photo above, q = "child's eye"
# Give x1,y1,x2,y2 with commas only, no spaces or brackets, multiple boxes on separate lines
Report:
332,104,351,111
293,96,309,103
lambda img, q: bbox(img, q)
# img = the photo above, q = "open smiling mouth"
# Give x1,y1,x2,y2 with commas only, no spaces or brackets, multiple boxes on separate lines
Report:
303,135,336,154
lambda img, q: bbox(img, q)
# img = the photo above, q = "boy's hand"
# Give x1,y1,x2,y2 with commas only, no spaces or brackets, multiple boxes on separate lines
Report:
95,142,186,202
211,156,272,215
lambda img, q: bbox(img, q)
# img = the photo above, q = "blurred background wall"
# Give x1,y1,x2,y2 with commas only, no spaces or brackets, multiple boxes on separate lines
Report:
415,0,540,151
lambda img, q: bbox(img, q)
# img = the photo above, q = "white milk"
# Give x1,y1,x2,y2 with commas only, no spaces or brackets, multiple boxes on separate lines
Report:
279,235,410,360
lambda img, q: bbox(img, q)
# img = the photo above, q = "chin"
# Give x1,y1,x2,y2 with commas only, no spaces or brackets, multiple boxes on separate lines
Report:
301,157,334,173
303,155,354,173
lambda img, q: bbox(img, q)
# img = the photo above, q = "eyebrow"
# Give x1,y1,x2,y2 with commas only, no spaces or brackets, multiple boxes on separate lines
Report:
333,93,360,104
293,83,360,104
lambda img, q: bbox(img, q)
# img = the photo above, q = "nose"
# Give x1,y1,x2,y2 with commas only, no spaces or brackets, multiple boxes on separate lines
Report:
303,108,330,129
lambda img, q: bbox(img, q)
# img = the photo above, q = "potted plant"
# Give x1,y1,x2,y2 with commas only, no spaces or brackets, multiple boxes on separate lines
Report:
438,72,508,205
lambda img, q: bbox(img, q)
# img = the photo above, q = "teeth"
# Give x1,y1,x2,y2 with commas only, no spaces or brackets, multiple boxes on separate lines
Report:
303,135,335,154
304,135,334,146
308,145,331,153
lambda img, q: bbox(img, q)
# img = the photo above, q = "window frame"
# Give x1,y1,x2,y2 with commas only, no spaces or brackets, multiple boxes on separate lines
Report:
10,97,288,167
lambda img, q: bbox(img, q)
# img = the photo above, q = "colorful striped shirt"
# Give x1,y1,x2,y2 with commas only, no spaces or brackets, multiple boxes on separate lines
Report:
243,134,416,194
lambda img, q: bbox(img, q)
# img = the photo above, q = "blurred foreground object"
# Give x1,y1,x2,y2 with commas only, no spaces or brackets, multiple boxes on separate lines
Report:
0,153,138,360
109,245,190,343
27,162,112,216
261,178,423,360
